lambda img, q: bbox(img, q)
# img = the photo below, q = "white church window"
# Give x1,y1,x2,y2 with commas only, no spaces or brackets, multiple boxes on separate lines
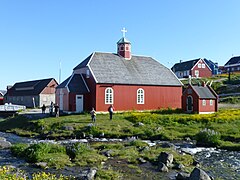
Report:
137,88,144,104
105,88,113,104
210,99,213,106
198,63,201,68
202,99,206,106
202,64,205,68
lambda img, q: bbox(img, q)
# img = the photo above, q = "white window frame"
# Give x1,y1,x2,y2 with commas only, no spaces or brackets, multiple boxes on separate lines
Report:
198,63,201,68
137,88,144,104
195,70,199,77
202,99,206,106
210,99,213,106
105,88,113,104
202,64,205,68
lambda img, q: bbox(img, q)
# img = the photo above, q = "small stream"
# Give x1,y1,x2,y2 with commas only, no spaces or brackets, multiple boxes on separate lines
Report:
0,131,239,179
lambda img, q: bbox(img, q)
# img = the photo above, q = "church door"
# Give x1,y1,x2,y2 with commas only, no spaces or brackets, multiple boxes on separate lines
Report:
187,96,193,112
59,89,64,111
76,95,83,112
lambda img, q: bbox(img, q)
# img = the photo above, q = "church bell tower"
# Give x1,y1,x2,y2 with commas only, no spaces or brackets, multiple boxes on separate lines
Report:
117,28,131,60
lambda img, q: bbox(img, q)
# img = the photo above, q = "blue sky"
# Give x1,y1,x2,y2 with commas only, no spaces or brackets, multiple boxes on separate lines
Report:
1,1,240,90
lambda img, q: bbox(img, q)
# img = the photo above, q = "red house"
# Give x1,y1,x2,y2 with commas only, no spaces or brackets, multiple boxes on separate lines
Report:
182,83,218,114
0,90,6,105
56,32,183,112
171,58,212,78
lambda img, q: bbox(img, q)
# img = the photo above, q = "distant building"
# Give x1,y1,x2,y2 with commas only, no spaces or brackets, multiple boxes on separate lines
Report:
182,83,218,114
4,78,58,108
56,31,183,112
204,59,220,75
0,90,6,105
224,56,240,73
171,58,212,78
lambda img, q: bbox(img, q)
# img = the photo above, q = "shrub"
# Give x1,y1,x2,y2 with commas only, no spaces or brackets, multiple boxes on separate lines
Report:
128,140,148,148
66,142,90,159
24,143,66,163
11,143,29,157
195,128,221,147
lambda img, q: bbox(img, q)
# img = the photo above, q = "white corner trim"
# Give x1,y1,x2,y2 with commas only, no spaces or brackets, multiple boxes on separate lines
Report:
86,52,98,83
80,74,90,92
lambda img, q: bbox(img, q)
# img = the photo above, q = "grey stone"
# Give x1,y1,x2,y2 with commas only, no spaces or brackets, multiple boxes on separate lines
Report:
35,162,48,169
173,163,185,170
87,168,97,180
189,167,211,180
176,172,190,180
138,157,147,164
158,162,168,172
160,142,175,148
0,140,12,149
158,152,173,167
102,150,114,157
62,126,74,131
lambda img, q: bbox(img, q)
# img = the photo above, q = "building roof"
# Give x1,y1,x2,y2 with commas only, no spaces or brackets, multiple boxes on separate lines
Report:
117,37,131,44
192,85,216,99
224,56,240,66
6,78,57,96
0,90,6,97
172,58,207,72
74,52,182,86
57,74,89,94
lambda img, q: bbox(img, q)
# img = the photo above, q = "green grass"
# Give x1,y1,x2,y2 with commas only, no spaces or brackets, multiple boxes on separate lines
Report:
1,109,240,150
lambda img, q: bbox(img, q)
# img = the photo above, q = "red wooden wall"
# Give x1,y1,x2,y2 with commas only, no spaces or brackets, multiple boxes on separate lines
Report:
95,84,182,111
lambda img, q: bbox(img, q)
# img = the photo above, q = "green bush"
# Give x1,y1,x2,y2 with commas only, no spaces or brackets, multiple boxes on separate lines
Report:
128,140,148,148
195,128,221,147
24,143,66,163
11,143,29,157
66,142,90,159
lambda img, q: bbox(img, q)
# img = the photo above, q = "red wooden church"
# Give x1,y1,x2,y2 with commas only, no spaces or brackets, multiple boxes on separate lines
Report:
182,83,218,114
56,30,183,112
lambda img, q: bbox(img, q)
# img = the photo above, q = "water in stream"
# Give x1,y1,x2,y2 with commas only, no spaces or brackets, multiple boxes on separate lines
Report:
0,131,239,179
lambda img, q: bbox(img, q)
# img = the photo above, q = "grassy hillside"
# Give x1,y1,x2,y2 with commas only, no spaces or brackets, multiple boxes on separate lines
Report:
0,109,239,150
181,73,240,105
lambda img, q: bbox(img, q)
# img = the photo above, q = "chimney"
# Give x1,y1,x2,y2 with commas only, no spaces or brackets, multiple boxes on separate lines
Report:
180,60,182,63
7,85,13,90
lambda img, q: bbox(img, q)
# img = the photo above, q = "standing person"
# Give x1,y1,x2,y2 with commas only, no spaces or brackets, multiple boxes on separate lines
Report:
90,107,96,123
41,104,46,114
108,105,114,120
49,101,54,116
54,104,59,117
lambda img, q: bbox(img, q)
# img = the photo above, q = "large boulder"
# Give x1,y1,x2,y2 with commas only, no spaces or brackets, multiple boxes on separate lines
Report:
158,152,173,167
176,172,190,180
0,139,12,149
189,167,211,180
158,162,168,172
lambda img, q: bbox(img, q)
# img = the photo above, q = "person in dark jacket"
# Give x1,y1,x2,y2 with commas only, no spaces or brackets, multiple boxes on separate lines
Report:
108,105,115,120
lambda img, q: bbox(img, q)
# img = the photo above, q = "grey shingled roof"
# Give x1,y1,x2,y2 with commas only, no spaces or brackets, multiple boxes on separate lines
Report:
6,78,57,96
57,74,89,94
192,85,216,99
75,52,182,86
225,56,240,66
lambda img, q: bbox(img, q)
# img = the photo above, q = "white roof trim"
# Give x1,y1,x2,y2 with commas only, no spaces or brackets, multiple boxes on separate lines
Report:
191,58,212,71
80,74,90,92
169,68,183,86
66,73,74,93
224,63,240,68
86,52,98,83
